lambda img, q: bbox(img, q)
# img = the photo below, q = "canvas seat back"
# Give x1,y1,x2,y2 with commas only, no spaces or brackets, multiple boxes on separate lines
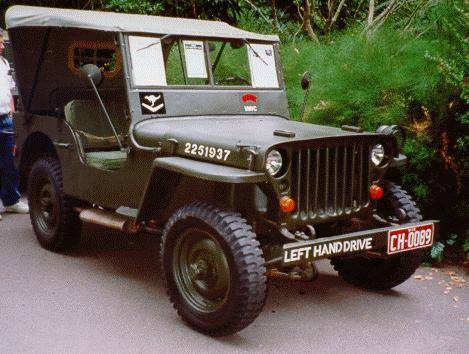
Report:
64,99,128,150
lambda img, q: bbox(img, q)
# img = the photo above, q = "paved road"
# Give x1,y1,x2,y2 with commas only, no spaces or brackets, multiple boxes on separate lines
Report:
0,209,467,354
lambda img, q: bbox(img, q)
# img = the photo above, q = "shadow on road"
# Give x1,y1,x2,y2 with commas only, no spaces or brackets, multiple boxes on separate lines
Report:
64,224,408,318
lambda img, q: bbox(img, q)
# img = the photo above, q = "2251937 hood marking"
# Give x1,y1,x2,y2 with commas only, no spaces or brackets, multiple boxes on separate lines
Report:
184,142,231,161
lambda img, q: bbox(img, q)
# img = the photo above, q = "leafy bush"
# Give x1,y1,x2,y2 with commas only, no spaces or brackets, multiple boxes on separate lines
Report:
104,0,163,15
104,0,241,22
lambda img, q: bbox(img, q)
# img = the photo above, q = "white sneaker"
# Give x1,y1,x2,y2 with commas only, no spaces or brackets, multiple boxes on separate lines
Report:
5,201,30,214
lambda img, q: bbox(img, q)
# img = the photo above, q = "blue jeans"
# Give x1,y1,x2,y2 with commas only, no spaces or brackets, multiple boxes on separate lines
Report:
0,114,21,207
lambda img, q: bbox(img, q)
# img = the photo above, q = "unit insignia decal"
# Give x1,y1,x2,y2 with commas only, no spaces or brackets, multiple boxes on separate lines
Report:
140,92,166,114
241,93,258,112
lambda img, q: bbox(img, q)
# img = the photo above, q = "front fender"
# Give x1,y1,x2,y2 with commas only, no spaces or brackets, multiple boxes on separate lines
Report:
136,157,266,223
155,157,266,184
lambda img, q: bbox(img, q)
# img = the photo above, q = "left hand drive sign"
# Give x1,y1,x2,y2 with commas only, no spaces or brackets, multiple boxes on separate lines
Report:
282,221,437,266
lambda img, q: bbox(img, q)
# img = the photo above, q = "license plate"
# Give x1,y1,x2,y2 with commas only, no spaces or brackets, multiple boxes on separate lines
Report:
387,223,434,255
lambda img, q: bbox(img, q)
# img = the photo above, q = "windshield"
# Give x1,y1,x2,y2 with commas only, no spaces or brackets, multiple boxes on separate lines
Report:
128,35,280,89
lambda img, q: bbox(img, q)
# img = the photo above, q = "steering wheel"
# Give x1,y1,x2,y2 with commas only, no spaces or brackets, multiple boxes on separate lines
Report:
217,76,251,86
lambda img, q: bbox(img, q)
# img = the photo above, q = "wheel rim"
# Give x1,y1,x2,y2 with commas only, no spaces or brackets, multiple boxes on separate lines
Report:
173,228,230,313
32,177,59,238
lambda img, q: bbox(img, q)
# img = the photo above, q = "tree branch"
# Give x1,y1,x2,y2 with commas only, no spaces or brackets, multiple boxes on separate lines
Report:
353,0,366,19
303,0,320,43
367,0,375,27
331,0,347,26
364,0,398,34
244,0,276,30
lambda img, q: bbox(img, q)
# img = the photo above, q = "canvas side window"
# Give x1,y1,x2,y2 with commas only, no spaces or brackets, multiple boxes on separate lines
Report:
68,41,119,78
128,36,167,87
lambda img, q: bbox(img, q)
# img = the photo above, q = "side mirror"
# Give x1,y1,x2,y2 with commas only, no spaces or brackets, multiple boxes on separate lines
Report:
80,64,103,87
301,71,311,91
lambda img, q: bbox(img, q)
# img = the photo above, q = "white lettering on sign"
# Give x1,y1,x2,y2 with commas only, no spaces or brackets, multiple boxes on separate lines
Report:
244,105,258,112
284,237,373,264
283,246,312,263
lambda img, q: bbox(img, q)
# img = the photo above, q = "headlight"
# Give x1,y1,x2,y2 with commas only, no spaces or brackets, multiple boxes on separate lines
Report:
266,150,283,176
371,144,385,166
376,125,406,150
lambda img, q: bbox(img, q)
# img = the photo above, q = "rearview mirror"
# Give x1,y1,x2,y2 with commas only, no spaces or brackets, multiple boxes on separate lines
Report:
301,71,311,90
230,39,244,49
80,64,103,87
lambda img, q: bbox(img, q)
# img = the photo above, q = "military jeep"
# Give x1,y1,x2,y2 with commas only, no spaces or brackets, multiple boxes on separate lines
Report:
7,6,437,336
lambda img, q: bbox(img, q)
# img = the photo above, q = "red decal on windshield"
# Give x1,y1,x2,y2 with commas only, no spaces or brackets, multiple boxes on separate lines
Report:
242,94,257,103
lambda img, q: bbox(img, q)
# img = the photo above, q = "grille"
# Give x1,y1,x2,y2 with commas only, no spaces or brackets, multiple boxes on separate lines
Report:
290,143,371,221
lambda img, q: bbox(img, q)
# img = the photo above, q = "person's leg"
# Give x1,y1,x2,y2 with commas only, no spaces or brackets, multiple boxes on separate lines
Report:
0,115,21,207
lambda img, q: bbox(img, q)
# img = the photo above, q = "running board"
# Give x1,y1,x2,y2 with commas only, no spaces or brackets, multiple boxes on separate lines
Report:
77,208,139,234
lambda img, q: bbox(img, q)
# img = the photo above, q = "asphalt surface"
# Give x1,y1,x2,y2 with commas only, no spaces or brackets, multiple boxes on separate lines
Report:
0,207,467,354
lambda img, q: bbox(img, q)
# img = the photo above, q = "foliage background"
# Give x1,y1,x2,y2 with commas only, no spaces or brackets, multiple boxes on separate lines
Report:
1,0,467,262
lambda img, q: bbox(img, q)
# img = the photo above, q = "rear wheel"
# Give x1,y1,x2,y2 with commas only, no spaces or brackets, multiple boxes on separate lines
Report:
331,181,423,290
161,202,267,336
28,158,81,251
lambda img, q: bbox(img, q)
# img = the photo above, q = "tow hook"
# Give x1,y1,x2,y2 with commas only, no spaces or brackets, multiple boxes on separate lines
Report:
280,225,316,241
266,262,318,282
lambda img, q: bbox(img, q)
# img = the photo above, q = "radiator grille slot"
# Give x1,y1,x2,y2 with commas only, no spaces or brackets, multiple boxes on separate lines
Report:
291,144,371,220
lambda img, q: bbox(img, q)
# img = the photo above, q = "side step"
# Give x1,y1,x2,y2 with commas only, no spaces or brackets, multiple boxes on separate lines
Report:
77,208,139,234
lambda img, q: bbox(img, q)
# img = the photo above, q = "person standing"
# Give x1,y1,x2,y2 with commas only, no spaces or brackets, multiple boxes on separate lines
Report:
0,28,29,220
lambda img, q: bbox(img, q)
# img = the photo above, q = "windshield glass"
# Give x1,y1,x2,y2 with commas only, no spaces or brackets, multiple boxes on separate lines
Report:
129,35,280,89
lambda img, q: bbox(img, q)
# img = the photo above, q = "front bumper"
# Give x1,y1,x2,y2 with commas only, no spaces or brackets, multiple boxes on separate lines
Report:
282,220,438,266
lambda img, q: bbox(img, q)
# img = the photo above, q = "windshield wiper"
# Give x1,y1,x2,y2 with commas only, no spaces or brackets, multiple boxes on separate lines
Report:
243,38,268,66
137,34,172,51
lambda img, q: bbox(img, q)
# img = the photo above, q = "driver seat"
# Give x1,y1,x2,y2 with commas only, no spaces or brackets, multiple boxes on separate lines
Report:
64,99,128,170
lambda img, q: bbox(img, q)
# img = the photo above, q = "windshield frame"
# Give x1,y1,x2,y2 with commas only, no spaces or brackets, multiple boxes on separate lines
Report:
123,33,284,91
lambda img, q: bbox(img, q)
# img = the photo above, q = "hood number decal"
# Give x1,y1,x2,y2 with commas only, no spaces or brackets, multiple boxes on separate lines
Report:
184,143,231,161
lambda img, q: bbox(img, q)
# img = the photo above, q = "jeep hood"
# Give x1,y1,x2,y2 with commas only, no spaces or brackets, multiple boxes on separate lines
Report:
134,115,366,145
133,115,381,170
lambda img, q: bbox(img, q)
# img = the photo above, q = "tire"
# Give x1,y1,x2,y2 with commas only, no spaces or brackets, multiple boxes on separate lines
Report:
331,181,423,290
161,202,267,336
28,157,81,251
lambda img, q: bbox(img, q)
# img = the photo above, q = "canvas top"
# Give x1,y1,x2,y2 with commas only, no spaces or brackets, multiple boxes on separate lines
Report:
6,5,279,42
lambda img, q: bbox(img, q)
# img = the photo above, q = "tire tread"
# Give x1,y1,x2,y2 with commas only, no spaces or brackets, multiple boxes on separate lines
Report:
161,202,267,336
331,181,423,290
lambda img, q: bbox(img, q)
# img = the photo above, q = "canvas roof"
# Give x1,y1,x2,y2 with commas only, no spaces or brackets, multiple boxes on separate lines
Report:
5,5,279,42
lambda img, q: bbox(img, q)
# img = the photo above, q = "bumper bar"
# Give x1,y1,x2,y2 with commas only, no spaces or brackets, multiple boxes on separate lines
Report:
282,220,439,266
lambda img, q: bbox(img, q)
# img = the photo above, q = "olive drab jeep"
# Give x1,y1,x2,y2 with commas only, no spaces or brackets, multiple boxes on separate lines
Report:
6,6,438,336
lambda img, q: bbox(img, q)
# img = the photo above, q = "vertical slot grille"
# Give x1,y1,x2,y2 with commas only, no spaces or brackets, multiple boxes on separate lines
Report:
291,143,371,220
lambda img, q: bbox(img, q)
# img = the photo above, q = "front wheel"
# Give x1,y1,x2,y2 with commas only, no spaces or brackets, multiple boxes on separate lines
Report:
331,181,423,290
161,202,267,336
